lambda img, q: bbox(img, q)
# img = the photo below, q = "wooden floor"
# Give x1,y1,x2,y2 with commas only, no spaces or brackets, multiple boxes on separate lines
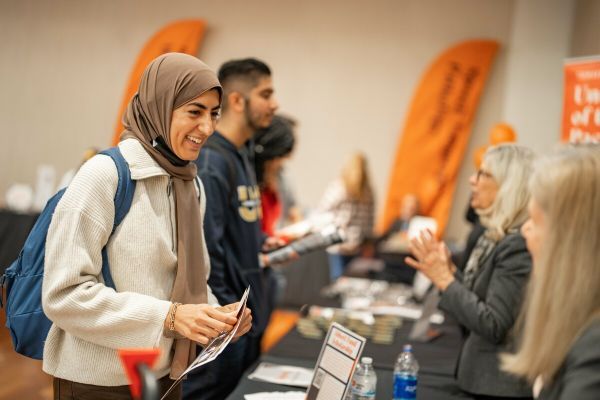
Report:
0,313,53,399
0,309,297,399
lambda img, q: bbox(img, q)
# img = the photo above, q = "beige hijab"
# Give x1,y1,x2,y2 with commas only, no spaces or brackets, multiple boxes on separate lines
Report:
121,52,222,378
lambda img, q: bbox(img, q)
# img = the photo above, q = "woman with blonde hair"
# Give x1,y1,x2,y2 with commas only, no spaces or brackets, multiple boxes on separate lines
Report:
318,152,375,280
502,145,600,399
406,144,535,399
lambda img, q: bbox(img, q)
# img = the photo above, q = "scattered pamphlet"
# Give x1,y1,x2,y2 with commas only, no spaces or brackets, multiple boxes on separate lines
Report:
248,362,314,388
161,287,250,400
305,322,366,400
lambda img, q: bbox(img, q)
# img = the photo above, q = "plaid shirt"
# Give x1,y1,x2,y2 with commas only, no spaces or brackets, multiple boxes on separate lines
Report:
318,179,375,254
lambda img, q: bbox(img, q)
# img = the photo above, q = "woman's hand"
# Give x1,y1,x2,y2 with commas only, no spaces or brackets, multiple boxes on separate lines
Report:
166,304,237,345
405,229,456,291
217,302,253,339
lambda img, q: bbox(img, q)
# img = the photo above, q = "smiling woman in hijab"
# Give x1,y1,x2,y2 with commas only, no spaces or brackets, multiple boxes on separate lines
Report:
41,53,252,400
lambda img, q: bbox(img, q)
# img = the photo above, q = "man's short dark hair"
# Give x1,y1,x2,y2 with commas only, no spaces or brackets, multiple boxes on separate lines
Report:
218,58,271,92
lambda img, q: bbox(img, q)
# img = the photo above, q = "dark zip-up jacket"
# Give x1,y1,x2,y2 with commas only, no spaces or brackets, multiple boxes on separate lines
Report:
195,132,274,337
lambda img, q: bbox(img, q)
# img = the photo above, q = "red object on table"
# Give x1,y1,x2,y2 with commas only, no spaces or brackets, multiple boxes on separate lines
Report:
118,348,160,399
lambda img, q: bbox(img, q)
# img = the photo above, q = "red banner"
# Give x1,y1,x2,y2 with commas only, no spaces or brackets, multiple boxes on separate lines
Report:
561,57,600,143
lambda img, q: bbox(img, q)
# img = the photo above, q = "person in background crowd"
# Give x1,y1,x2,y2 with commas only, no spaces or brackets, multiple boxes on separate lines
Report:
369,193,421,284
502,145,600,400
379,193,419,242
184,58,280,400
253,114,298,308
42,53,251,400
254,114,297,236
277,167,303,229
406,144,535,399
318,151,375,281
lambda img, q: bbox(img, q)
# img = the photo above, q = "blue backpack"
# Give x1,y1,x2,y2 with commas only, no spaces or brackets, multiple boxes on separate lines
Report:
0,147,136,359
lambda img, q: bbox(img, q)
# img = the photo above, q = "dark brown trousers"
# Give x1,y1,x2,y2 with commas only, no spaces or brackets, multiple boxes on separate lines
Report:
53,375,181,400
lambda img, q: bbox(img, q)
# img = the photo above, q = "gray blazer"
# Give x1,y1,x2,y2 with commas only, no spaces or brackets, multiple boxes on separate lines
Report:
439,232,532,397
538,320,600,399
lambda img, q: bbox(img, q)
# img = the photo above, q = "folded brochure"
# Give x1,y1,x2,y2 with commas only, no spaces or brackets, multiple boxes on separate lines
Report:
161,286,250,400
248,362,313,388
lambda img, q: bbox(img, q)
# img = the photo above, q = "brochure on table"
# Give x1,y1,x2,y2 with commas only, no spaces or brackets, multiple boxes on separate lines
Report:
161,286,250,400
248,362,313,388
305,322,366,400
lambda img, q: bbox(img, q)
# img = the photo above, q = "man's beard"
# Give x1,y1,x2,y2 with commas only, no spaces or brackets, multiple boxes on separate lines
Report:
244,98,268,133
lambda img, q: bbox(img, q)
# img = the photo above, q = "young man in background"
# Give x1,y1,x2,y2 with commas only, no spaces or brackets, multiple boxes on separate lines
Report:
183,58,280,400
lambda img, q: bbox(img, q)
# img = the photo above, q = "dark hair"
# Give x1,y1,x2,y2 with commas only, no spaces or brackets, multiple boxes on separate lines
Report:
218,58,271,89
254,115,296,185
218,58,271,112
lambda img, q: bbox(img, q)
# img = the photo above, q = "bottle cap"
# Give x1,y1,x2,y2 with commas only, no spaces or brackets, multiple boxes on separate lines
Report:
361,357,373,364
402,344,413,352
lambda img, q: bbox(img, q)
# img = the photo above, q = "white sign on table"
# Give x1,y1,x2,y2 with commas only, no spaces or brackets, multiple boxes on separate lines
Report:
305,322,366,400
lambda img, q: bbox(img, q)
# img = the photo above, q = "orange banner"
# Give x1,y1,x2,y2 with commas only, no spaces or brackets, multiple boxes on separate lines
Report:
381,40,499,235
561,57,600,143
111,20,207,145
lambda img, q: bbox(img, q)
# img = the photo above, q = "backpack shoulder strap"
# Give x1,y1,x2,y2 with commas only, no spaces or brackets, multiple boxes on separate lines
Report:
100,147,136,229
98,147,136,288
202,139,237,199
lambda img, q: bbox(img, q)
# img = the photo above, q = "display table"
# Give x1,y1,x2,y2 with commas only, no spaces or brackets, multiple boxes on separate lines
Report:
227,312,472,399
227,354,472,400
0,210,39,274
268,319,461,374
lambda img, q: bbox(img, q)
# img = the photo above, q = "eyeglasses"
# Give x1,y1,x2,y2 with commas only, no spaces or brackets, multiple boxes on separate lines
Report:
476,169,494,181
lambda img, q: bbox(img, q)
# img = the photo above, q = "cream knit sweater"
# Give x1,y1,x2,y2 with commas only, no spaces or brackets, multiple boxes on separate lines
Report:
42,139,218,386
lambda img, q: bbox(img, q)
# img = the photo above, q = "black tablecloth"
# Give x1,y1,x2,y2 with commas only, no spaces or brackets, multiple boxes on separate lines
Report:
277,250,331,309
226,310,469,399
226,354,472,400
268,320,462,375
0,210,39,274
226,252,471,399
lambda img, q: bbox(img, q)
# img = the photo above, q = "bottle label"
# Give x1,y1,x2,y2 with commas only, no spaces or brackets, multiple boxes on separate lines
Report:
352,384,376,398
393,374,417,399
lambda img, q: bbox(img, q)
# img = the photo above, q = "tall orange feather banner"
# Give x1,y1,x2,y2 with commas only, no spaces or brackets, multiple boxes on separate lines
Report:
111,20,207,145
380,40,499,235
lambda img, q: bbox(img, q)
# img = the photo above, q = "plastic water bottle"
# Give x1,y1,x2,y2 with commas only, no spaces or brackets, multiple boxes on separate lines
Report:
393,344,419,400
344,367,356,400
351,357,377,400
345,362,361,400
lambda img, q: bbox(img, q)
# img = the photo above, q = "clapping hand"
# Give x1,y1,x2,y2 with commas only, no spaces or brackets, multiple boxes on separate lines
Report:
404,229,456,291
